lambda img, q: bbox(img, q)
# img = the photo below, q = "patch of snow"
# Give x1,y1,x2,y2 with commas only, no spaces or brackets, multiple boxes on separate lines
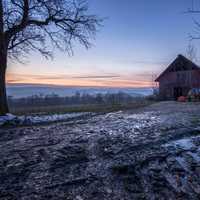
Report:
125,112,155,120
83,111,163,139
0,112,92,127
0,113,16,126
175,156,189,171
187,152,200,162
164,138,195,151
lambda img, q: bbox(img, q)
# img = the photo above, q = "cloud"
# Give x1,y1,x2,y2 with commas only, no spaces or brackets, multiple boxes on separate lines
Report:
6,72,152,87
72,75,120,79
7,73,121,81
98,79,152,87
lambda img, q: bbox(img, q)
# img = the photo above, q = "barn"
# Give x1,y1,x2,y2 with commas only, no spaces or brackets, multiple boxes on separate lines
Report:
155,54,200,100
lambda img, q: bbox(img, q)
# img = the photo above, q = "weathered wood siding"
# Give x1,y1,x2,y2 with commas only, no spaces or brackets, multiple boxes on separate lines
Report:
158,70,200,99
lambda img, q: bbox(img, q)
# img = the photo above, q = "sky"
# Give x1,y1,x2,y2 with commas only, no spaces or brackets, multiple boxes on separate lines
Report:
6,0,200,88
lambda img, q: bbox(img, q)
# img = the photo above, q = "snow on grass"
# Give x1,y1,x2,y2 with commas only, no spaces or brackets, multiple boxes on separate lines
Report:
164,138,196,151
0,112,92,127
0,114,16,126
83,111,163,139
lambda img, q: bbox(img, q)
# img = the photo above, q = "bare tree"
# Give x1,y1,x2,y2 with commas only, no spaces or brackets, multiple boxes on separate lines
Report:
185,42,197,89
187,1,200,41
186,42,197,62
0,0,101,115
186,0,200,90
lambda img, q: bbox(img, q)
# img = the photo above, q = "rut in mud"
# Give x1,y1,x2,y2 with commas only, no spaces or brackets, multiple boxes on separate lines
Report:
1,101,200,199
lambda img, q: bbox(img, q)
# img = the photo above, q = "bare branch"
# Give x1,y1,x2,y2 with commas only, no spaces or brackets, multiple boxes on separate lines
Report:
2,0,102,61
187,1,200,47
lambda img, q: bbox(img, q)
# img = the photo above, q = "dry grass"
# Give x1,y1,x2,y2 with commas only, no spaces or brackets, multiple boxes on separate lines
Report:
10,101,153,116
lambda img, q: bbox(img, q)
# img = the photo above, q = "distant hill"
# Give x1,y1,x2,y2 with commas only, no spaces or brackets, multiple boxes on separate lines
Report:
7,84,153,98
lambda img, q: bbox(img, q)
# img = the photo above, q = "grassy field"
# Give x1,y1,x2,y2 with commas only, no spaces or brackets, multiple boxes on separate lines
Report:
9,100,154,115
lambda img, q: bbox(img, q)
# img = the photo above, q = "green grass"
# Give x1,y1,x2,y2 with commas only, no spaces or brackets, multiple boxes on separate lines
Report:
10,101,154,116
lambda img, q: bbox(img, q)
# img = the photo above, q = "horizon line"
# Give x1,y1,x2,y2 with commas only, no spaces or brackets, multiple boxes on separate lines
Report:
6,82,153,89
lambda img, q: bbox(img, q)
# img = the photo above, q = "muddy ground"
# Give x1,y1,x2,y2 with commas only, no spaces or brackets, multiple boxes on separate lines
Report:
1,101,200,200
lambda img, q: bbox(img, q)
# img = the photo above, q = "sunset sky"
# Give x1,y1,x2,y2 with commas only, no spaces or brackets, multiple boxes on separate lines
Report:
6,0,200,88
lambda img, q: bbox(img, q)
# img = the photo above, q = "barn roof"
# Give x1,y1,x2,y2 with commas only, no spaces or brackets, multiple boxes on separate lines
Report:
155,54,200,82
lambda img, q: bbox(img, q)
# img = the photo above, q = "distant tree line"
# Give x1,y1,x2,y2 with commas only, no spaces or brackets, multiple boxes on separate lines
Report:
8,92,141,108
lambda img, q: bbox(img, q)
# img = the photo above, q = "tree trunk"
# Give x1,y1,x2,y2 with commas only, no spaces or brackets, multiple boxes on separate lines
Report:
0,0,8,115
0,54,8,115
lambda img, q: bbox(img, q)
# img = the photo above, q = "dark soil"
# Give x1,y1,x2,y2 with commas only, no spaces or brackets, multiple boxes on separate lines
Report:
1,101,200,200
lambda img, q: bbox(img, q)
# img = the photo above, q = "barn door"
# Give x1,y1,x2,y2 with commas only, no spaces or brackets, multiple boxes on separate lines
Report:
174,87,183,99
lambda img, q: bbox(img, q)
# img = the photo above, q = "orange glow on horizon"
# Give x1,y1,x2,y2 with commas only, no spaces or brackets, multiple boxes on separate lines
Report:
6,73,153,88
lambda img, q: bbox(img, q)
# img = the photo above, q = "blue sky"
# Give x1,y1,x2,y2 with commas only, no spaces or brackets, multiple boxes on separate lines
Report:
7,0,200,87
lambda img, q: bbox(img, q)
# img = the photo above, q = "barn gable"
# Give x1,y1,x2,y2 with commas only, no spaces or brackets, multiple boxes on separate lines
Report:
155,54,200,82
155,54,200,100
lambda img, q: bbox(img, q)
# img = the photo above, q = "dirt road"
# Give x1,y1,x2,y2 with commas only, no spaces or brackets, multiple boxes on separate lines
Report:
1,101,200,199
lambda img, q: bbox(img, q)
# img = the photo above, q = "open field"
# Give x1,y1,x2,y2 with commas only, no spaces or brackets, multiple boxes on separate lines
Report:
1,101,200,199
9,101,153,115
